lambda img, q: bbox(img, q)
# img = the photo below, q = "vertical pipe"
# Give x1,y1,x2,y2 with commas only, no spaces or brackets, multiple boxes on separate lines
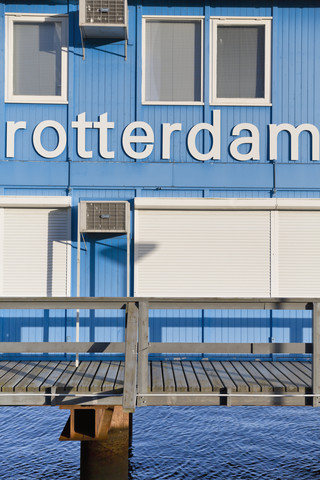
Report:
76,207,81,367
312,303,320,407
127,231,130,296
272,160,277,197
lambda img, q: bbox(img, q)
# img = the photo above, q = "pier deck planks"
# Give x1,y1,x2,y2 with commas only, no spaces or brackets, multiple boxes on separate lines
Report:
0,360,312,406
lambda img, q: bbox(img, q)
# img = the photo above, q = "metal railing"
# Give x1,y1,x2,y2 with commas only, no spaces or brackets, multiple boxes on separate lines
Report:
0,297,318,410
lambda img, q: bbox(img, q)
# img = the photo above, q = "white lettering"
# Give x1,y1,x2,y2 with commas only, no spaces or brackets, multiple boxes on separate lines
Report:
162,123,182,160
187,111,221,161
6,121,26,158
93,113,115,159
269,123,320,161
5,111,320,163
230,123,260,161
122,121,154,159
72,112,93,159
33,120,66,159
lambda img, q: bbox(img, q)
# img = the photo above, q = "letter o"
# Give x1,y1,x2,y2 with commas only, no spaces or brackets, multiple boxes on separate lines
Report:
33,120,67,158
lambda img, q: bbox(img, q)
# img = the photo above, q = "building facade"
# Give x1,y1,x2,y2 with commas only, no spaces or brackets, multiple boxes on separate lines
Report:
0,0,318,355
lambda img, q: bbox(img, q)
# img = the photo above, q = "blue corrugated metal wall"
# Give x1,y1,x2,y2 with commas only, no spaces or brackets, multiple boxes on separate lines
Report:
0,0,318,354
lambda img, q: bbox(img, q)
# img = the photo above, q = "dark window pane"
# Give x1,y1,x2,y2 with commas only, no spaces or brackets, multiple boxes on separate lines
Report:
217,25,265,99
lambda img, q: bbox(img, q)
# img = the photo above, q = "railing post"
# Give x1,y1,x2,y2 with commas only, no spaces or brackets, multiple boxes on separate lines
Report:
313,302,320,407
123,301,139,413
137,302,149,406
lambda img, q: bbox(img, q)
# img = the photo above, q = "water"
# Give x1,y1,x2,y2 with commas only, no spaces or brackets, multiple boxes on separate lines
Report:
0,406,319,479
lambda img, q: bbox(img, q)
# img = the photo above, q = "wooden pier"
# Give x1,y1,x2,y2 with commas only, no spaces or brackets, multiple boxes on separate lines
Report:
0,358,312,407
0,297,318,479
0,297,317,410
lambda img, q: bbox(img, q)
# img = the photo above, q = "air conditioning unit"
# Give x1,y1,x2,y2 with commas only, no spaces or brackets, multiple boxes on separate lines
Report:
79,201,130,233
79,0,128,39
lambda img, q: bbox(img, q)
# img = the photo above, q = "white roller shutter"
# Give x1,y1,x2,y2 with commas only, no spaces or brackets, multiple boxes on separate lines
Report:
2,207,70,297
277,211,320,297
135,209,271,297
134,198,320,298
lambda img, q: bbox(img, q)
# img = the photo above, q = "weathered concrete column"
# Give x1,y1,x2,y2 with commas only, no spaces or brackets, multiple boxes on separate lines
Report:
80,406,131,480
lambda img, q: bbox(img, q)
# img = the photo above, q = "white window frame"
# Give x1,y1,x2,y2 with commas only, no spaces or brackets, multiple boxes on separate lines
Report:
142,15,204,105
5,13,68,104
210,17,272,106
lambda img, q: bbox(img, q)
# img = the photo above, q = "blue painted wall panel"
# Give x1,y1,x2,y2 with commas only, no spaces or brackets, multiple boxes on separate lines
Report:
0,161,69,186
1,0,320,354
5,105,68,162
0,3,5,162
4,188,68,196
1,1,319,166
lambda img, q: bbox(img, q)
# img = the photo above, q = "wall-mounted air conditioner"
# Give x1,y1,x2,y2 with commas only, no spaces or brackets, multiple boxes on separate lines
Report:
79,0,128,39
79,201,130,233
76,200,131,359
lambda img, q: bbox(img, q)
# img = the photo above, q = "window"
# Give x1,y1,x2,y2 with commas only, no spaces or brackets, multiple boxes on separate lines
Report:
142,17,203,104
134,198,320,298
211,17,271,105
5,14,68,103
0,197,71,297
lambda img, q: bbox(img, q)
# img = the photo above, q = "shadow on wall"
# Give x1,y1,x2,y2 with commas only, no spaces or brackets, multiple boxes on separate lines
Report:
47,209,71,297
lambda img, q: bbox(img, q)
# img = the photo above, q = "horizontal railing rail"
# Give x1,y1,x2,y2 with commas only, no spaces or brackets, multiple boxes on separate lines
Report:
0,342,125,353
0,342,311,355
0,297,318,410
148,342,312,354
0,296,315,310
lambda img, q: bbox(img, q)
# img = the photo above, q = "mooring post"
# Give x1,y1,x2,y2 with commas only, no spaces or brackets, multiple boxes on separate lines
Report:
80,406,131,480
313,303,320,407
123,301,139,413
137,301,149,406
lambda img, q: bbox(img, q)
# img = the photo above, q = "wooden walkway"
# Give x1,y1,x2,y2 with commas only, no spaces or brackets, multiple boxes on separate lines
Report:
0,360,312,407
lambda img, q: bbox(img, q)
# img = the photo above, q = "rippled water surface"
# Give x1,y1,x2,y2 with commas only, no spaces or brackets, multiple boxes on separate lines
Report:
0,406,319,479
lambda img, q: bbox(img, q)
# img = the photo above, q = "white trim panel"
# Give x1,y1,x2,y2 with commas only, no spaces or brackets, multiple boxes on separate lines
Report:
0,196,71,208
134,198,320,211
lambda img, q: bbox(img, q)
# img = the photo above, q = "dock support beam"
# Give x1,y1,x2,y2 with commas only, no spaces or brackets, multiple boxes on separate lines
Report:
80,407,130,480
313,303,320,407
60,406,130,479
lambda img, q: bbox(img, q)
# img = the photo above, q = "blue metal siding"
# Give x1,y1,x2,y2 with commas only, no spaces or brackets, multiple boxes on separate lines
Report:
0,1,319,354
4,188,68,196
272,6,320,163
0,3,5,162
5,106,68,162
2,1,319,166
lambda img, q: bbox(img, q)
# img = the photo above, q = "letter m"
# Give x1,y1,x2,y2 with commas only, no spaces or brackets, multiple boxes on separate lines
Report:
269,123,320,161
